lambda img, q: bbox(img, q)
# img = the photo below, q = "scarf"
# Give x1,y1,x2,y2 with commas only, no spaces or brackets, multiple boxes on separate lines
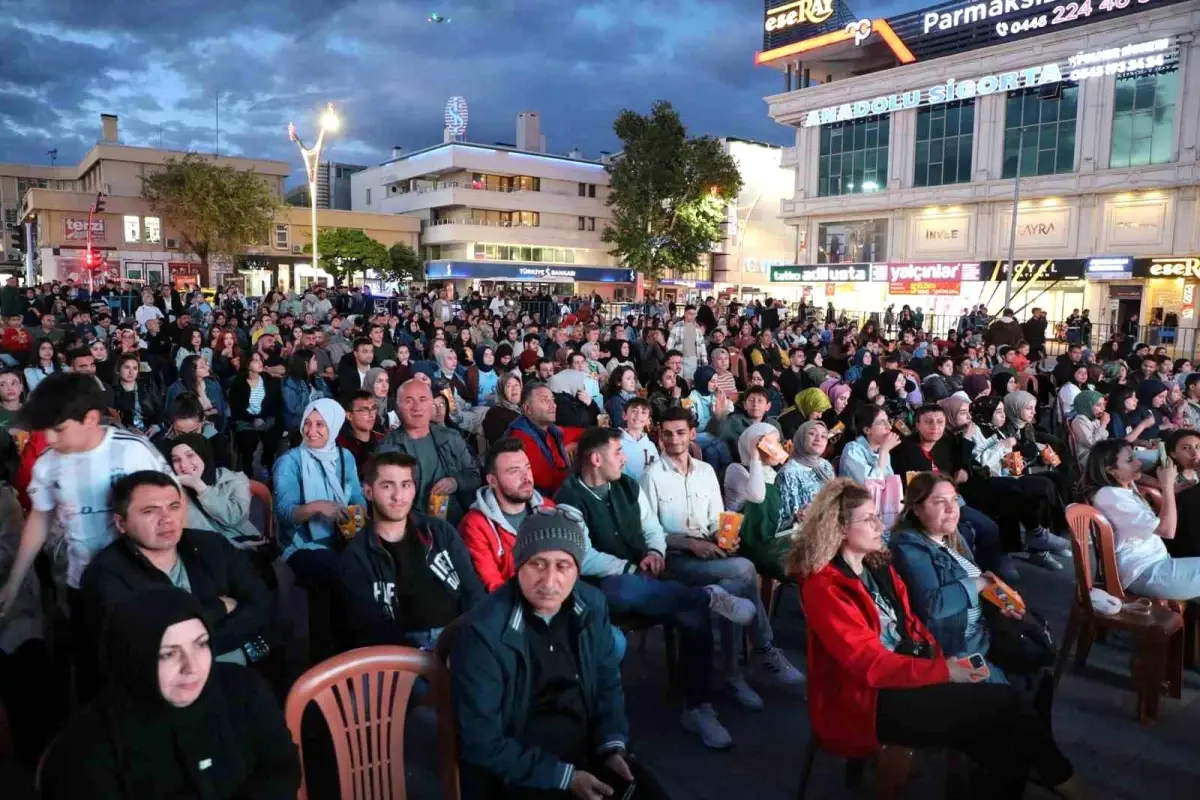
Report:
878,368,905,400
1136,379,1168,408
938,395,970,431
495,374,523,413
692,366,716,397
963,373,990,400
793,420,835,476
738,422,780,485
1002,390,1036,431
794,387,831,419
299,399,347,534
970,395,1003,436
474,345,495,373
159,433,217,486
1073,390,1104,421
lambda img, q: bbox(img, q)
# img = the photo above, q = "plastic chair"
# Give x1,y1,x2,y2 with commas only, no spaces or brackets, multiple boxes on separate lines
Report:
285,646,460,800
1136,485,1200,668
248,479,275,543
796,736,916,800
1057,504,1183,723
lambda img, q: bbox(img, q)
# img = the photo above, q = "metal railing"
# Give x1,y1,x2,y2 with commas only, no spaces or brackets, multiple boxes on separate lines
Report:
393,180,539,196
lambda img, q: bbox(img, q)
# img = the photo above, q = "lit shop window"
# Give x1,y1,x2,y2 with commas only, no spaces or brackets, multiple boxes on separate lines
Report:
144,216,161,244
124,215,141,243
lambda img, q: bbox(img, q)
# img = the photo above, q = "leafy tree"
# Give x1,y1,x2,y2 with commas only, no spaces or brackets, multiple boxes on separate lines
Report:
305,228,389,285
141,153,281,279
601,101,742,283
384,242,423,283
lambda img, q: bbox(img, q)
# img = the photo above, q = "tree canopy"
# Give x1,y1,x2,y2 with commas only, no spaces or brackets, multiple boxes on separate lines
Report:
601,101,742,282
306,228,389,285
141,153,281,276
385,242,423,283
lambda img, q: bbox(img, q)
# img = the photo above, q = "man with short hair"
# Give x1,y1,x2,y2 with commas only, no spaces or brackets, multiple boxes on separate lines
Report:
556,427,757,749
378,379,480,523
369,324,397,366
339,452,483,649
337,390,385,473
337,336,375,391
508,383,575,497
80,470,272,664
452,509,666,799
459,438,561,591
36,312,63,345
135,290,164,332
667,304,707,382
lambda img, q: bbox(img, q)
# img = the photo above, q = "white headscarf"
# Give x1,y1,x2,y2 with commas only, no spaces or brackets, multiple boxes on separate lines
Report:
300,398,347,506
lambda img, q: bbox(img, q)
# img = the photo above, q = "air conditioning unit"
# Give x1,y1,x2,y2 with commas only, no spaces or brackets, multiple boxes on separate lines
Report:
291,244,303,255
166,237,178,249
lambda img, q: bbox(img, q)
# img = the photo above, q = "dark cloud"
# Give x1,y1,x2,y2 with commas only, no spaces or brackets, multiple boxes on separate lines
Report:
3,0,939,176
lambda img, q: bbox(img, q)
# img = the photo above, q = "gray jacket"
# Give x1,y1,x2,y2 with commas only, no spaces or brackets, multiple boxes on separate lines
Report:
378,424,481,523
185,467,265,547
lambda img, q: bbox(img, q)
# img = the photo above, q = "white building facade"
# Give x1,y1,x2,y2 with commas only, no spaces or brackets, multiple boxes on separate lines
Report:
351,113,638,300
759,0,1200,337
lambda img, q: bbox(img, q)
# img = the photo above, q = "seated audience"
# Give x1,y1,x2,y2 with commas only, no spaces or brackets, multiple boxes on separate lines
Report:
339,452,483,648
111,352,164,435
40,587,300,799
618,396,659,482
336,390,385,474
161,434,264,548
839,404,901,484
482,372,523,447
778,420,836,528
556,427,757,749
790,479,1083,799
1069,390,1109,470
508,383,576,497
228,351,283,476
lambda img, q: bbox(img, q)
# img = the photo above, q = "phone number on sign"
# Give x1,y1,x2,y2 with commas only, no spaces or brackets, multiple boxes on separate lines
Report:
997,0,1156,38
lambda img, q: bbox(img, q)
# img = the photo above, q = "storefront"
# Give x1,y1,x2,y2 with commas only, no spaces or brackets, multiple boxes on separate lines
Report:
424,260,637,301
653,278,714,305
769,263,888,307
1131,256,1200,327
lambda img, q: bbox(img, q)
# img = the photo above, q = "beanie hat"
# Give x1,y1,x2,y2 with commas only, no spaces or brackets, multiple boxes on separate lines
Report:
513,507,587,568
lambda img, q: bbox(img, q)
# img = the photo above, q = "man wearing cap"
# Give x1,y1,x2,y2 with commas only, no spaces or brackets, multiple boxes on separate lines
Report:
452,507,668,799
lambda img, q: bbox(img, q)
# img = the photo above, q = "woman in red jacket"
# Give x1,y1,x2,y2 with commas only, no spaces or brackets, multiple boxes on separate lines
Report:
789,478,1083,799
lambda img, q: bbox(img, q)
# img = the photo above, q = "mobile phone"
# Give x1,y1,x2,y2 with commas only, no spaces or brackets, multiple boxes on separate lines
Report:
967,653,985,670
1159,441,1169,468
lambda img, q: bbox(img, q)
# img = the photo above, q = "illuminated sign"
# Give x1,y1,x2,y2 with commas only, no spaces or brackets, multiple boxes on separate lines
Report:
802,38,1169,127
764,0,834,33
983,258,1085,281
1085,256,1134,279
1133,257,1200,280
887,262,973,295
770,263,877,282
444,96,468,138
922,0,1169,39
64,218,105,241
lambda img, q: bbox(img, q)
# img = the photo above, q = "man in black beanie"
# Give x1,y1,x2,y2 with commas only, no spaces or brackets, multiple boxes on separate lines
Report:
451,506,669,799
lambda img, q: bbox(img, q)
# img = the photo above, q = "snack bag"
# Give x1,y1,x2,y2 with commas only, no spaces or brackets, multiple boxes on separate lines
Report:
758,436,788,463
680,398,693,410
892,418,912,437
596,413,611,428
716,512,743,551
1002,451,1025,476
828,421,845,438
980,576,1027,614
428,493,450,518
441,387,457,414
338,505,366,539
905,471,922,487
1040,446,1061,467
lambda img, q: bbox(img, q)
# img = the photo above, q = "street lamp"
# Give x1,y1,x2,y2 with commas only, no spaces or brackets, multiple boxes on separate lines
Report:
288,102,339,286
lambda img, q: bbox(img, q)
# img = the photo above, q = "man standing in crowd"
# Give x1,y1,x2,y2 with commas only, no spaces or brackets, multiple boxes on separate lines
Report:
508,383,575,497
1022,307,1048,359
339,452,483,649
667,305,707,382
986,307,1024,350
452,508,670,799
337,337,376,391
556,427,757,749
379,379,479,524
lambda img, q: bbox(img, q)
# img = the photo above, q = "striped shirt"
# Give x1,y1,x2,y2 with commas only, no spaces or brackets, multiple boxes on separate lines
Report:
248,379,266,415
939,539,982,633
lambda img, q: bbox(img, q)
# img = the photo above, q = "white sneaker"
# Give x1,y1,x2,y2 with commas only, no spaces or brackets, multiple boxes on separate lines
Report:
681,703,733,749
704,585,757,626
725,674,764,711
1027,528,1071,556
754,646,807,686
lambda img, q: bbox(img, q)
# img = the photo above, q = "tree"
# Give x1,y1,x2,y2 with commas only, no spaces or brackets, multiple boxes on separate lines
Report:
601,101,743,283
141,153,281,279
306,228,389,285
384,242,423,283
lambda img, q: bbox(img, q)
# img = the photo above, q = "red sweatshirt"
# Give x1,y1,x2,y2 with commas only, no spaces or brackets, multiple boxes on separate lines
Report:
458,490,556,592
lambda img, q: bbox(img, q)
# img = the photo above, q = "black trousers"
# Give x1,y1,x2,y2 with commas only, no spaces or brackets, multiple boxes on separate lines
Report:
498,759,670,800
967,475,1065,552
234,426,278,476
876,682,1072,799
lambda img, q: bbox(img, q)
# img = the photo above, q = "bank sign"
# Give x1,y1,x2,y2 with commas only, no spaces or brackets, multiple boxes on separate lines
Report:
801,39,1169,127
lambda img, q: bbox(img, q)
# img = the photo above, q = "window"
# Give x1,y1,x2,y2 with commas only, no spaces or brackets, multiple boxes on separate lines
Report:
578,182,587,197
123,215,141,243
517,211,540,227
1111,68,1178,169
578,216,586,230
517,175,540,191
914,100,974,187
578,216,596,231
1002,85,1078,178
144,216,161,244
818,116,890,197
365,188,372,205
816,219,888,263
274,224,289,249
588,184,596,198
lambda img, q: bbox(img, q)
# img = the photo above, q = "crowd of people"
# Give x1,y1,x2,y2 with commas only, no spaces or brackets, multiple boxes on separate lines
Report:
1,274,1196,798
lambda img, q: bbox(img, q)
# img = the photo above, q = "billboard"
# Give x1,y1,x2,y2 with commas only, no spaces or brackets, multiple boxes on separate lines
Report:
887,262,970,295
64,218,105,241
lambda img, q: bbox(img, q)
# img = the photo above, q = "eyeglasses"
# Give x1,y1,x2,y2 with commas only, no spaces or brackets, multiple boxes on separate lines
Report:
532,505,584,524
350,406,377,415
848,514,884,528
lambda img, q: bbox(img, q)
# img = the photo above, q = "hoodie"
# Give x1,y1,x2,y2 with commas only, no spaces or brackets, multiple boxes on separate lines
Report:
458,487,558,592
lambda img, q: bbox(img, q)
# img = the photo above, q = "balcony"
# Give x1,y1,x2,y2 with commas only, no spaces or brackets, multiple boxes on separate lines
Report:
420,217,605,248
377,180,604,216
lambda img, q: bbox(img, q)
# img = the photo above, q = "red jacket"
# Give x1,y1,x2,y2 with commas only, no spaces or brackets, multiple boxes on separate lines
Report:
1,327,31,356
506,416,581,498
458,491,556,592
800,560,949,758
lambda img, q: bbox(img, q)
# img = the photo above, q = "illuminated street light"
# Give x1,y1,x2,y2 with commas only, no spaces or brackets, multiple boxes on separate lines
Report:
288,102,339,283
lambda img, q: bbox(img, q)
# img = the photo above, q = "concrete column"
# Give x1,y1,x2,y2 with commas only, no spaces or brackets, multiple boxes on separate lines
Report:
890,108,917,190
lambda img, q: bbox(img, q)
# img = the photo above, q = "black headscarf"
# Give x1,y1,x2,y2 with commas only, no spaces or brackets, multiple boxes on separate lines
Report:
990,371,1016,399
159,432,217,486
970,395,1004,437
474,344,495,373
877,368,905,400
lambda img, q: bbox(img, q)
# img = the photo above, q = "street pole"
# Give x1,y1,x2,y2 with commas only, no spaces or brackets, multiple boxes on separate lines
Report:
735,192,764,303
1004,127,1023,311
288,103,339,288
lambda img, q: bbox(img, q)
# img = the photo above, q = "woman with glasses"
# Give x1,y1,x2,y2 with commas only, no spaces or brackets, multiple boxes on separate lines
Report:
790,479,1083,799
837,404,901,485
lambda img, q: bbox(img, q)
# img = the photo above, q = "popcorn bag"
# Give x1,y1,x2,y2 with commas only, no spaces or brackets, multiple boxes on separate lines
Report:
338,505,366,539
757,437,789,464
1002,451,1025,475
981,576,1026,614
1040,446,1061,467
428,493,450,519
716,512,743,551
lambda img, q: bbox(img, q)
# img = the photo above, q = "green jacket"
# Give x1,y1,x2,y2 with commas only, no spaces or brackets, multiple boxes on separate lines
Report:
555,474,665,576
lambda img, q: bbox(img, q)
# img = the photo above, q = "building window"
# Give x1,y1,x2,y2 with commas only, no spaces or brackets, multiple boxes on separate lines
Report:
818,116,890,197
588,184,596,198
517,175,540,191
365,188,371,205
1111,68,1178,169
1002,85,1078,178
578,182,587,197
517,211,540,227
274,224,288,249
123,215,141,243
816,219,888,263
144,216,161,244
914,100,974,187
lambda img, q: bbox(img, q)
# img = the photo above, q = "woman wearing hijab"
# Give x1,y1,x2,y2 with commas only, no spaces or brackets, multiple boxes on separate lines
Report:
41,587,299,800
962,373,991,401
779,387,831,442
605,339,637,379
877,368,911,419
494,342,514,373
725,422,793,581
464,344,499,407
990,371,1017,400
273,398,366,594
362,367,397,433
482,372,523,447
778,420,836,526
998,390,1071,566
1070,390,1109,470
162,434,263,548
1130,379,1172,441
844,347,877,384
1097,360,1129,394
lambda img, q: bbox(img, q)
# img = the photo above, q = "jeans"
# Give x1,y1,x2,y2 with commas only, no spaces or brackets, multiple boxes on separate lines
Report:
597,573,713,707
1127,556,1200,601
696,431,731,471
876,682,1072,799
664,551,772,653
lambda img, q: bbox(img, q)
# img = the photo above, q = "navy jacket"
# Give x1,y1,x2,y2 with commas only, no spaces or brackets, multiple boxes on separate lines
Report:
338,513,484,647
451,580,627,795
890,525,989,658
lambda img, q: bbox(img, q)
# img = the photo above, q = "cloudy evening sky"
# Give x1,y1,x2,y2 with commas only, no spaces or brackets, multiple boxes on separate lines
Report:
0,0,920,182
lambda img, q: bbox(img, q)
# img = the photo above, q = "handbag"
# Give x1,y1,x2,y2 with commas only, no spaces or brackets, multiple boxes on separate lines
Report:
984,604,1057,675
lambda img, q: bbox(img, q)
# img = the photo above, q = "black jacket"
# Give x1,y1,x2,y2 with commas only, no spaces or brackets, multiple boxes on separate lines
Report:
228,375,283,428
336,353,370,395
338,514,485,647
79,529,273,658
111,376,165,431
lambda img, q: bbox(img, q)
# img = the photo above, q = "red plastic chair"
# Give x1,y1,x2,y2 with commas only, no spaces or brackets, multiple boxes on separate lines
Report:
248,479,275,544
284,646,460,800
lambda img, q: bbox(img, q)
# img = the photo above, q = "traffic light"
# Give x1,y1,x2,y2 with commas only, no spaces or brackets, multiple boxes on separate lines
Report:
94,192,107,213
84,248,98,269
5,223,23,254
